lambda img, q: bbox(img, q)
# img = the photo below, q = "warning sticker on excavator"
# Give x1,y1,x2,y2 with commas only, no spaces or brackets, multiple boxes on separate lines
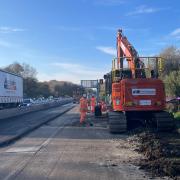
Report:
132,88,156,96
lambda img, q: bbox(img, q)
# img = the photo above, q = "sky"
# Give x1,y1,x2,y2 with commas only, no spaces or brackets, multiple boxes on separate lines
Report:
0,0,179,84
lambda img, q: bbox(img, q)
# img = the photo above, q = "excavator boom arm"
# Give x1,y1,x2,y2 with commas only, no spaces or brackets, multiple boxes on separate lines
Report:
116,29,139,77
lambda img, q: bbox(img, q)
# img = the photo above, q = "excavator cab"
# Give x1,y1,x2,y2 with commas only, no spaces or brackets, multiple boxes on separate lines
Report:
112,56,162,81
112,58,133,81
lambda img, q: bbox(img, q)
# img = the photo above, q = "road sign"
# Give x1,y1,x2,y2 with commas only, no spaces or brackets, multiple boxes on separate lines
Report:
81,80,98,88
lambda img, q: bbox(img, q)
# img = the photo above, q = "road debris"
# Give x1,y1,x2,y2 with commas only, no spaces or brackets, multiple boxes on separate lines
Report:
129,131,180,180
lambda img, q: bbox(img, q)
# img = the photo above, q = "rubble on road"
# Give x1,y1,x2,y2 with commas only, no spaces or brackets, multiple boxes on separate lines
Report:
129,131,180,180
67,110,180,179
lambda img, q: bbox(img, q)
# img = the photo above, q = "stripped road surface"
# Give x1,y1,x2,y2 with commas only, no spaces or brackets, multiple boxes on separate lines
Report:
0,106,170,180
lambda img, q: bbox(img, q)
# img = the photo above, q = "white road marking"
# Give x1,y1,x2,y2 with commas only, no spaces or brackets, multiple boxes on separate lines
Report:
6,147,40,153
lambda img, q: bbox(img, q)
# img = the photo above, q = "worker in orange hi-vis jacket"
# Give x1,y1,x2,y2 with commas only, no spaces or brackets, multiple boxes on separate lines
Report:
90,95,96,113
79,94,88,123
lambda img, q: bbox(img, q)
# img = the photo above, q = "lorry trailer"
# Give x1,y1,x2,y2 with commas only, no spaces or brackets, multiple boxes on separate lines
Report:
0,69,23,109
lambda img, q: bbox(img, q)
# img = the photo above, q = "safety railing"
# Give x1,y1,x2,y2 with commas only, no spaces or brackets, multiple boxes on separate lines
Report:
111,57,165,79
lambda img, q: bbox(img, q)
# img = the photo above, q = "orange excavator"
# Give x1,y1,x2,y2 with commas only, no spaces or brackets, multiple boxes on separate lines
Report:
104,29,174,133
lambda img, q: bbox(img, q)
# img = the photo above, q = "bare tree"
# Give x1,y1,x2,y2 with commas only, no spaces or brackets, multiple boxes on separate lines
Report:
4,62,24,75
21,63,37,79
159,46,180,75
4,62,38,98
4,62,37,79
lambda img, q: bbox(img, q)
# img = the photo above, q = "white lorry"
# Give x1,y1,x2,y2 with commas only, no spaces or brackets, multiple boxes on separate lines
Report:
0,69,23,109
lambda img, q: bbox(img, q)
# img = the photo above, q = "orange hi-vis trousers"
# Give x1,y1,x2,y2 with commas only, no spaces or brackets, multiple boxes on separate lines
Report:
79,97,88,123
90,97,96,113
80,111,86,123
91,104,95,113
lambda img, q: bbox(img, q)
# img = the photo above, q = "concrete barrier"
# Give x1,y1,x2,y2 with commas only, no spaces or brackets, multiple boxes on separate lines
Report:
0,99,73,120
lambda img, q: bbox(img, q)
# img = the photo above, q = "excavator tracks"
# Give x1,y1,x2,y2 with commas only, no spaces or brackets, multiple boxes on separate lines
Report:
152,111,175,132
108,111,175,133
108,111,127,133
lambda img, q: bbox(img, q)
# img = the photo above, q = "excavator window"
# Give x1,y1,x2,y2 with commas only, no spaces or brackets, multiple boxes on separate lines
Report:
114,69,132,79
121,69,132,79
135,58,146,78
150,70,159,78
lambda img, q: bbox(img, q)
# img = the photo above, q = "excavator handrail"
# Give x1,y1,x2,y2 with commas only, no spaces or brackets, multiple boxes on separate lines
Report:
112,56,164,73
111,56,165,79
112,56,164,60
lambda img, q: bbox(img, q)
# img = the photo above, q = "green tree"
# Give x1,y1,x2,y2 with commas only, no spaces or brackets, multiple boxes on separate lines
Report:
54,84,62,97
164,71,180,97
37,82,51,98
159,46,180,97
23,77,38,98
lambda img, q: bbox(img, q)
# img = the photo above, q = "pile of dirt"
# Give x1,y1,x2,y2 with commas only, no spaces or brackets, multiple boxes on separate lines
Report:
133,131,180,179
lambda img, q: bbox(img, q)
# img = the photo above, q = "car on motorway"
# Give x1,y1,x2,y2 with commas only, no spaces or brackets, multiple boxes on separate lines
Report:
18,103,31,107
18,98,34,107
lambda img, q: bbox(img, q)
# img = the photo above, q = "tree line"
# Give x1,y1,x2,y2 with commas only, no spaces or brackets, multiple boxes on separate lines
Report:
2,62,84,98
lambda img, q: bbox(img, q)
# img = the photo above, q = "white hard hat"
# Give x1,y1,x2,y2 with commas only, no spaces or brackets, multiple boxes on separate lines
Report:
83,94,86,98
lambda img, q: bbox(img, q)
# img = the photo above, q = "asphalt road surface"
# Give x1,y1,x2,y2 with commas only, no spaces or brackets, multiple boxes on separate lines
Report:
0,106,169,180
0,103,73,146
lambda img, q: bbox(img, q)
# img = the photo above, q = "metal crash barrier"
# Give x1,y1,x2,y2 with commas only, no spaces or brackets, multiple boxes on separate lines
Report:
0,98,73,120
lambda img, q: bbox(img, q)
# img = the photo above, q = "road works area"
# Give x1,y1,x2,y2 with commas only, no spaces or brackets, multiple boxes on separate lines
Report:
0,105,179,180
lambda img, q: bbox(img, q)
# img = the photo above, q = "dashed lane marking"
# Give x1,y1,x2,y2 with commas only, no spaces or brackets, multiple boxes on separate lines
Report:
6,147,41,153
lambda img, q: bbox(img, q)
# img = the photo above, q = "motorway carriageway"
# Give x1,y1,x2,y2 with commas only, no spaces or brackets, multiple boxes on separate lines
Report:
0,105,170,180
0,102,74,146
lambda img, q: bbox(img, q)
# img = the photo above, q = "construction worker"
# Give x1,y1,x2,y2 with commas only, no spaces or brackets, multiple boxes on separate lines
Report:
90,95,96,113
79,94,88,123
95,101,102,117
101,101,107,112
